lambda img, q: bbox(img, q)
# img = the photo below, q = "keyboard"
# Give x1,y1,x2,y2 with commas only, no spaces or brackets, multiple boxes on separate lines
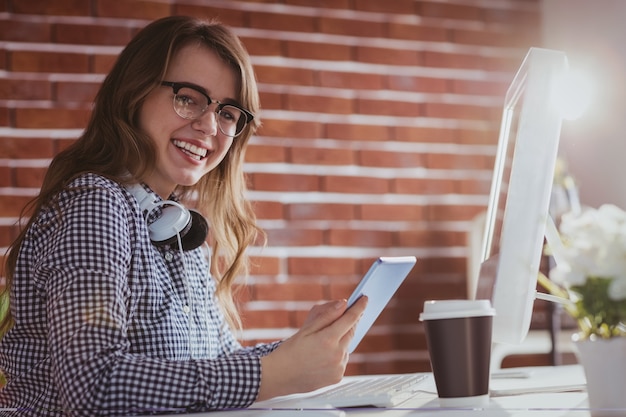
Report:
299,373,428,408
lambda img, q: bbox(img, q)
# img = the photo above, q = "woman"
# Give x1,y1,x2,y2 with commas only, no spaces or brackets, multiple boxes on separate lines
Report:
0,16,367,416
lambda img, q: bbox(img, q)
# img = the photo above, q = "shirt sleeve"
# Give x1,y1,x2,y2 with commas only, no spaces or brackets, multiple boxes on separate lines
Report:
31,181,264,416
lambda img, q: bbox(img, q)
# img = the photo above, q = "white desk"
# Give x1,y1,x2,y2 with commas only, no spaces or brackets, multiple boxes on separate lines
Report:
153,366,592,417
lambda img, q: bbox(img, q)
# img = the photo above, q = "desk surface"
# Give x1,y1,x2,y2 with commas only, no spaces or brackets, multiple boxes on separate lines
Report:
152,366,593,417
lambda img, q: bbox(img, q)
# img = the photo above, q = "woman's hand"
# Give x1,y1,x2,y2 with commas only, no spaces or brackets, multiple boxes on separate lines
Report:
257,296,368,401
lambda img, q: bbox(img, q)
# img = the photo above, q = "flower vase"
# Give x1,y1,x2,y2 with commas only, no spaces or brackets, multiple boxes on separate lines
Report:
575,337,626,417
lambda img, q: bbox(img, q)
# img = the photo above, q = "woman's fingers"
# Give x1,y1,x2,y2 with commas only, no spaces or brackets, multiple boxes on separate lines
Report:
325,295,368,345
257,296,369,401
300,299,348,333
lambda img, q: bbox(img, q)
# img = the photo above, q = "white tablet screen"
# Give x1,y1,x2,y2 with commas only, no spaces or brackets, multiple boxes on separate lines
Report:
347,256,417,353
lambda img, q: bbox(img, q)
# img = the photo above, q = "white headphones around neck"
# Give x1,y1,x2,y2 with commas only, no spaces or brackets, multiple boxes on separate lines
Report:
126,183,208,251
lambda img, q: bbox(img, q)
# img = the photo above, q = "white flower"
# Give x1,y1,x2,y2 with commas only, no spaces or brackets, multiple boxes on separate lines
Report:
609,275,626,300
550,204,626,301
546,204,626,338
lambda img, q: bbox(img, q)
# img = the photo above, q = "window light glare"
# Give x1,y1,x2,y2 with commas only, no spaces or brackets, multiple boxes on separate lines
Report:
553,69,594,121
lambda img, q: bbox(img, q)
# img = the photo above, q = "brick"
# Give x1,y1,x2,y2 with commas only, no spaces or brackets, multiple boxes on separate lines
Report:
14,108,90,129
427,204,484,222
175,5,246,28
245,144,287,163
0,78,51,100
427,152,492,170
55,138,79,153
251,200,284,220
248,256,281,276
485,7,540,27
0,137,55,159
0,106,9,126
241,308,292,328
485,55,524,73
286,41,352,62
319,70,384,90
457,127,499,145
356,46,421,66
15,167,47,188
291,308,311,328
423,51,488,70
322,175,389,194
285,0,351,8
360,203,425,222
0,167,10,187
249,172,320,192
257,91,284,110
286,94,353,115
327,123,390,141
394,178,456,195
249,12,316,33
55,81,100,103
0,18,51,42
416,2,482,21
319,16,385,38
0,195,33,217
255,65,315,85
255,65,316,86
451,78,508,97
355,332,394,353
354,0,417,14
287,203,357,221
395,229,466,248
357,98,420,117
451,28,505,47
0,224,21,247
265,228,324,247
458,178,491,195
424,102,490,121
394,126,457,143
96,0,171,20
328,229,393,248
327,279,356,300
92,53,118,74
239,36,282,57
54,23,134,46
10,0,90,15
288,257,358,276
290,147,355,166
388,23,448,43
424,257,467,277
254,281,325,301
255,119,323,139
387,75,447,93
10,51,90,73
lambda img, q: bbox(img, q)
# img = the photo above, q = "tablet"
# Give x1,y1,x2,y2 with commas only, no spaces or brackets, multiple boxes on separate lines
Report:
346,256,417,353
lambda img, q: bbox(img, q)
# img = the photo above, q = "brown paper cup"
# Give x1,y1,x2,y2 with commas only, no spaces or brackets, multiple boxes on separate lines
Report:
420,299,495,408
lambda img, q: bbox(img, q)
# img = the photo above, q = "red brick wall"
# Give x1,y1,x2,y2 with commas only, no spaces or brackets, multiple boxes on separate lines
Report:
0,0,542,375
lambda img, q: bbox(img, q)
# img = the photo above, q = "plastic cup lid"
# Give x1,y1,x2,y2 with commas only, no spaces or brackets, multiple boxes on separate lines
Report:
419,299,495,321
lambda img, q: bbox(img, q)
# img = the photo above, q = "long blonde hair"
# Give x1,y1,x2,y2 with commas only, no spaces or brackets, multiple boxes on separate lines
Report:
1,16,263,335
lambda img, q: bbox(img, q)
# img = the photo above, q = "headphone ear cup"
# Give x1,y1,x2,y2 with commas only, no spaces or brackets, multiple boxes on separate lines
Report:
174,209,209,251
126,183,209,251
147,205,193,247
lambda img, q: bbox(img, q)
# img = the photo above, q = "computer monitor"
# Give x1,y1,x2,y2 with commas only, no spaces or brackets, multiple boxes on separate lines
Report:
477,47,569,345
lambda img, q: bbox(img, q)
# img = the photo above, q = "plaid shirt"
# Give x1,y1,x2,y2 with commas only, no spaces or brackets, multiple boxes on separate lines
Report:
0,173,279,416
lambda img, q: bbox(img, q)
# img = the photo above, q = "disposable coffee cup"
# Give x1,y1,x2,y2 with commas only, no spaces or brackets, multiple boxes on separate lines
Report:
419,299,495,408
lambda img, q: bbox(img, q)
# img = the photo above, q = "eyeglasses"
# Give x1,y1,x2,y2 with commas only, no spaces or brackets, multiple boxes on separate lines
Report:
160,81,254,137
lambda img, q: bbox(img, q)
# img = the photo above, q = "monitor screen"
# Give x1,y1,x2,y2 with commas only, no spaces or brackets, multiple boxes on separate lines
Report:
477,47,568,345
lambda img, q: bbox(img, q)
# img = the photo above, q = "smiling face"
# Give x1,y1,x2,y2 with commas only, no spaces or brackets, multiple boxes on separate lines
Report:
138,43,239,198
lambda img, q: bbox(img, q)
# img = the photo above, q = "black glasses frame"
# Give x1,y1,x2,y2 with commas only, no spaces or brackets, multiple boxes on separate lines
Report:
160,81,254,136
